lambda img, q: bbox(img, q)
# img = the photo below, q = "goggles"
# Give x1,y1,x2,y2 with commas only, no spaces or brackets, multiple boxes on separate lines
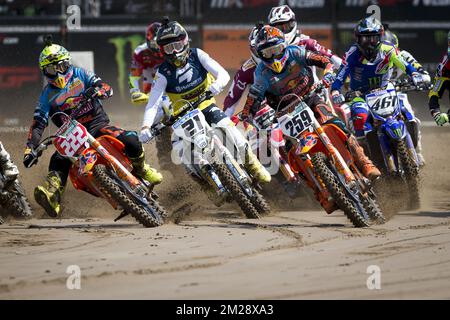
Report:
43,60,70,76
358,35,380,47
162,37,188,55
259,42,286,59
271,20,296,35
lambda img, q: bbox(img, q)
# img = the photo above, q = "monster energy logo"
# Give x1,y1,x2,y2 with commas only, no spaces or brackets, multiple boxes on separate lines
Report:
108,35,144,100
368,77,382,89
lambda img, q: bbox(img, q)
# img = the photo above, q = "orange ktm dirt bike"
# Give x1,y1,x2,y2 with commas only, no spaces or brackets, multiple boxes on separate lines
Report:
28,98,166,228
276,83,385,227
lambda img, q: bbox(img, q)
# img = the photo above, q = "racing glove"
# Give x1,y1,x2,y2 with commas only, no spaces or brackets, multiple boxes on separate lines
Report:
331,90,345,106
322,72,336,87
412,72,424,86
130,89,149,106
433,112,449,126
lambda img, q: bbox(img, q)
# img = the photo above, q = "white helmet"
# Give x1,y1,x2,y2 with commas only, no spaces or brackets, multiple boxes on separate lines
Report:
267,5,298,45
249,24,262,64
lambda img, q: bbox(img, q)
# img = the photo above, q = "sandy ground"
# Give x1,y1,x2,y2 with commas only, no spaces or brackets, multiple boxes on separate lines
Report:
1,112,450,299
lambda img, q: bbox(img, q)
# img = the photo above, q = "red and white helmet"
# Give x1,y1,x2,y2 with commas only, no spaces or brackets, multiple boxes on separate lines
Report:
267,5,298,45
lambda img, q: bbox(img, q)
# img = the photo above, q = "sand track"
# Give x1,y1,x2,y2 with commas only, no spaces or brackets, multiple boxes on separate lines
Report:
1,123,450,299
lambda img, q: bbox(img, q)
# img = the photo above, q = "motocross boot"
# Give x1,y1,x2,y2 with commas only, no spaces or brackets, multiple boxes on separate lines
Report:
244,147,271,184
0,146,19,181
347,135,381,181
130,151,163,185
34,171,64,218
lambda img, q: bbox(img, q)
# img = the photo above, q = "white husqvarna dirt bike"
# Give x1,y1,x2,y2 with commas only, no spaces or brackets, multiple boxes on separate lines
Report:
151,92,270,219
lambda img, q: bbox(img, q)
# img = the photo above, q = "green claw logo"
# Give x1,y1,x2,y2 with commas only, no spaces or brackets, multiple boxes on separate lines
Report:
108,35,144,100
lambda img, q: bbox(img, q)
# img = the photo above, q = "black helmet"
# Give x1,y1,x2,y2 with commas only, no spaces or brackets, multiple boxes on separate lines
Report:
355,16,384,61
157,17,190,67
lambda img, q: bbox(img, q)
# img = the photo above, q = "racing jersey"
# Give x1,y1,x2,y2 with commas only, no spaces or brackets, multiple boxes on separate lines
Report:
392,49,429,80
129,42,164,93
331,43,416,95
436,53,450,78
27,67,112,149
248,45,333,112
142,48,230,128
223,32,341,117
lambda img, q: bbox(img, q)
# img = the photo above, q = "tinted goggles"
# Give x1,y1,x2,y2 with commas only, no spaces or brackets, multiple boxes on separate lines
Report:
43,60,70,76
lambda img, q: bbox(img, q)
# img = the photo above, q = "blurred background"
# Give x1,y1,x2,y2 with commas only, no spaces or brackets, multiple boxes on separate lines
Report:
0,0,449,128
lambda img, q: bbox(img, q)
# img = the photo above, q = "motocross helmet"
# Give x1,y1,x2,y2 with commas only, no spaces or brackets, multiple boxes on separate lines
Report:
39,38,73,89
146,22,164,61
268,5,298,45
249,22,264,64
355,16,384,61
256,26,288,74
381,29,399,48
157,18,190,68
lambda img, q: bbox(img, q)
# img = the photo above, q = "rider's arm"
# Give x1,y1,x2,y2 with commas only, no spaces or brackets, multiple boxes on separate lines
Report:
129,52,143,93
331,46,356,93
304,50,334,77
78,68,113,99
142,71,167,128
387,45,416,76
401,50,428,75
26,95,50,149
300,38,342,68
223,59,256,117
242,67,267,118
196,49,230,93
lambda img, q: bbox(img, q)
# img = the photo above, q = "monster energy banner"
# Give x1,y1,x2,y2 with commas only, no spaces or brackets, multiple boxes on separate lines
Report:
0,25,200,121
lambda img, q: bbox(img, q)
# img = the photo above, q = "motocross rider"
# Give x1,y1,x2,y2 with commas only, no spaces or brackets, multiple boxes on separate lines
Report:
139,19,271,186
23,40,163,218
129,22,173,172
381,28,431,165
0,141,19,181
242,25,381,181
223,5,342,118
428,31,450,126
331,17,425,160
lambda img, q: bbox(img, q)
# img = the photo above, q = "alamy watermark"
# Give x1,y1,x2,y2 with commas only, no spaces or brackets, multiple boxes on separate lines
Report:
66,265,81,290
366,265,381,290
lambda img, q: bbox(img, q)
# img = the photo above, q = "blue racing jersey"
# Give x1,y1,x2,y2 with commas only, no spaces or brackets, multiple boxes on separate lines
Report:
331,43,416,95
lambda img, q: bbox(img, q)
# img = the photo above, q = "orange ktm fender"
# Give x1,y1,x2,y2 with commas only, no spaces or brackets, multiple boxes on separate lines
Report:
69,135,133,197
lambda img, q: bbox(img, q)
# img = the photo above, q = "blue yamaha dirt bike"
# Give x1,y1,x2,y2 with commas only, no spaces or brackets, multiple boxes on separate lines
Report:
346,80,429,211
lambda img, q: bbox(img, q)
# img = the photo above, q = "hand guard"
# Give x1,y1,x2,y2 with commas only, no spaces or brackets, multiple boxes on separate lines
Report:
322,72,336,87
23,147,37,168
412,72,424,86
139,127,154,144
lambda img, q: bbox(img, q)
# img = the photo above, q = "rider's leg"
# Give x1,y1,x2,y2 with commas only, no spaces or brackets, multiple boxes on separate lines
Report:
99,126,163,185
346,98,381,180
0,141,19,180
399,93,425,165
202,104,271,184
34,152,70,217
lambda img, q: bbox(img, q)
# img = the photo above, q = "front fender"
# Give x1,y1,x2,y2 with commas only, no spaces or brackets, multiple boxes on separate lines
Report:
383,119,407,141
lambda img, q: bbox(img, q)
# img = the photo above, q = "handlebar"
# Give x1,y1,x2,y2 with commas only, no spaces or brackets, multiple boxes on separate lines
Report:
148,91,214,139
